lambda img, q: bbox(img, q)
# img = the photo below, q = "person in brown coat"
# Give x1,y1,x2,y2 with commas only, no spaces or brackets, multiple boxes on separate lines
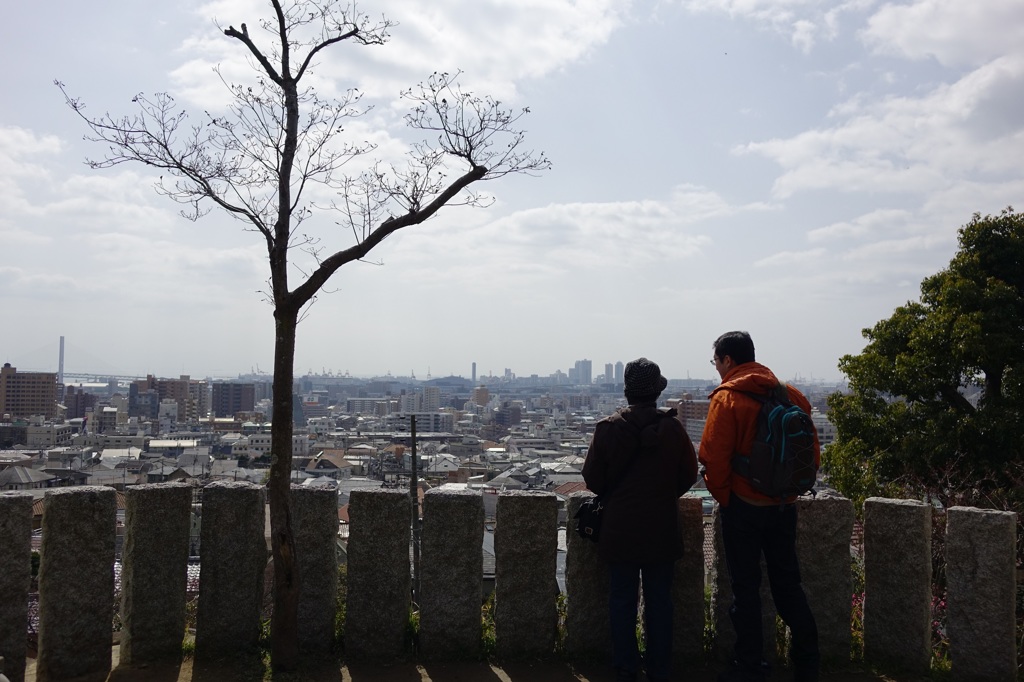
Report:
582,357,698,682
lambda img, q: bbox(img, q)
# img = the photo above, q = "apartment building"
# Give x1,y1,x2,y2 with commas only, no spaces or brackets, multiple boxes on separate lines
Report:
0,364,58,419
27,423,74,448
239,433,311,459
211,382,256,418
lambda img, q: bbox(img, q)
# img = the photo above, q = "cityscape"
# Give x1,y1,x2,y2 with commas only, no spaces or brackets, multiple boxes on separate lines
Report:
1,344,844,498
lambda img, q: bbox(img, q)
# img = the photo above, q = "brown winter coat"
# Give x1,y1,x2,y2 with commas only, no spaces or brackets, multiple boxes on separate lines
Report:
582,405,699,564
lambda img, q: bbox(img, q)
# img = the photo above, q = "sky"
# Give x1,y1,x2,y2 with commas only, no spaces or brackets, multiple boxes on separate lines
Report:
2,0,1023,384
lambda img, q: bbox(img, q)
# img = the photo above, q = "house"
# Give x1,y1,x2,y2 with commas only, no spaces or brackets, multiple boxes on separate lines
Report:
0,465,56,490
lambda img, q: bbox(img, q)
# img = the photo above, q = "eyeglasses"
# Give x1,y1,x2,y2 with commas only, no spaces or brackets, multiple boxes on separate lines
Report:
709,357,717,366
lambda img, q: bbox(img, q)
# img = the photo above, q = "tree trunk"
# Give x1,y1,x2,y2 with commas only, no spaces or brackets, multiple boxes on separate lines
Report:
268,305,299,670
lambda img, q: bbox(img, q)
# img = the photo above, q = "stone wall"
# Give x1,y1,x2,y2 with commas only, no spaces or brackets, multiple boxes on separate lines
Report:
1,486,1017,681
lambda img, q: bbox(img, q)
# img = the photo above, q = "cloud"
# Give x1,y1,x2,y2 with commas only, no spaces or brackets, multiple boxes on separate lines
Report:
863,0,1024,67
0,127,64,213
675,0,873,51
366,184,772,298
171,0,627,108
808,208,911,242
0,126,62,158
753,248,826,267
737,53,1024,198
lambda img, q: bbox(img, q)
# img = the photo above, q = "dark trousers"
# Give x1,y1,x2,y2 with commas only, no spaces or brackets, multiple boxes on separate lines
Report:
608,560,674,681
721,494,819,679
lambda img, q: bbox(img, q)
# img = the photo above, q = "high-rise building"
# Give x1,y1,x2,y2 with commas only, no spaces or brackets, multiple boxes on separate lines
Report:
574,359,592,385
472,362,477,383
212,382,256,418
604,363,613,383
614,361,624,384
0,364,58,419
422,386,441,411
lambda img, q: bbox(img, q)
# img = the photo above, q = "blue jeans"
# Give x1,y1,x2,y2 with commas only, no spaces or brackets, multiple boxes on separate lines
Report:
609,560,674,681
721,494,819,679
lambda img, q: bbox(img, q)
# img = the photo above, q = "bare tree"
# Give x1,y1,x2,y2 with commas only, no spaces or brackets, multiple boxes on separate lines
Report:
58,1,548,670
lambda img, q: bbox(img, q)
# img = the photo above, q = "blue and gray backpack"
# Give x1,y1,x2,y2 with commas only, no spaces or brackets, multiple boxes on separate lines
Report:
730,384,818,499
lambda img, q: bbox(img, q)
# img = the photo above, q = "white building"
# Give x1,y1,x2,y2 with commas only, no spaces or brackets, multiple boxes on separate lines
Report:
27,423,74,448
811,410,837,448
236,433,311,458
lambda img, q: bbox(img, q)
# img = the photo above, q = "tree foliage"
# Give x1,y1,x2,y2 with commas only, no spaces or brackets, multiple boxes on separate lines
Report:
57,1,548,670
825,208,1024,508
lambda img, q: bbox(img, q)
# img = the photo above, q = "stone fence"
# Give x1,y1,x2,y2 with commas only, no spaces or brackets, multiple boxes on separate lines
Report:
0,486,1017,682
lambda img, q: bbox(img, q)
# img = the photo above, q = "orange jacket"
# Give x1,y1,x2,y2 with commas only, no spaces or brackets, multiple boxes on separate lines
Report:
698,362,820,507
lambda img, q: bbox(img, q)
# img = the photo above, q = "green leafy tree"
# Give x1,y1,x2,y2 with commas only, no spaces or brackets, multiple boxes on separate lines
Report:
58,1,548,670
825,208,1024,507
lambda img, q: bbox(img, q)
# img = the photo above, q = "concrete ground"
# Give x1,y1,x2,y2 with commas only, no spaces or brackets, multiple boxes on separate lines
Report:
22,647,930,682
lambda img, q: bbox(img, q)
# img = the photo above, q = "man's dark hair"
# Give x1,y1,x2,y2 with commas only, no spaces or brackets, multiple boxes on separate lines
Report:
713,331,755,365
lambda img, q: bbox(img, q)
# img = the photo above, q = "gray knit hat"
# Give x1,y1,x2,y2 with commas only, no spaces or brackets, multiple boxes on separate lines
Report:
623,357,668,403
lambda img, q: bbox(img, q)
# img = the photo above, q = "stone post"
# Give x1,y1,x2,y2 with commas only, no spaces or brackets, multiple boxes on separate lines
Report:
863,497,931,674
419,487,484,659
673,496,706,665
0,492,32,682
565,491,610,660
194,481,266,661
796,495,854,664
494,490,558,659
946,506,1017,681
36,486,116,682
345,488,411,659
120,483,193,665
709,505,777,664
291,485,340,655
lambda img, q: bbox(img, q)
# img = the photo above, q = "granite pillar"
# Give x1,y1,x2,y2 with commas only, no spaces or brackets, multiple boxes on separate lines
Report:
863,497,931,674
673,496,706,665
795,495,854,664
419,488,484,659
291,485,340,655
494,490,558,659
0,492,32,682
946,506,1017,681
194,481,266,661
36,486,116,682
120,483,193,665
565,491,611,660
345,488,411,660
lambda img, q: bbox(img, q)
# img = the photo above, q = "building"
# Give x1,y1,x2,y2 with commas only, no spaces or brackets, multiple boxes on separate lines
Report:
472,386,490,407
27,423,74,448
211,382,256,418
385,412,455,432
239,433,311,459
573,359,592,386
346,398,391,416
422,386,441,412
129,375,208,423
64,385,98,420
0,364,58,419
812,409,837,448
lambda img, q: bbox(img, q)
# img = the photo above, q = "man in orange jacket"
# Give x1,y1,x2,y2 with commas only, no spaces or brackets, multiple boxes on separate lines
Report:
699,331,820,682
